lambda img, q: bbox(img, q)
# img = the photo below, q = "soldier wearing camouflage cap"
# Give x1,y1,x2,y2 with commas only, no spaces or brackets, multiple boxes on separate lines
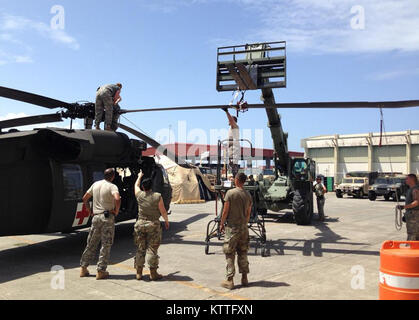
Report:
314,176,327,222
219,172,252,290
133,172,170,281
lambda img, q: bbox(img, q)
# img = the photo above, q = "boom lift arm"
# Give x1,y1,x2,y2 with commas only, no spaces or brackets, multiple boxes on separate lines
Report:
261,87,289,176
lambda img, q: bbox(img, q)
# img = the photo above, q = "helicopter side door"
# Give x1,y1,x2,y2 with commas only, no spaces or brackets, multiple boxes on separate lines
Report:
46,162,88,232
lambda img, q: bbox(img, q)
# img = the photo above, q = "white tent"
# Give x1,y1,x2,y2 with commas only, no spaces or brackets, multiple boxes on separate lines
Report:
155,155,215,204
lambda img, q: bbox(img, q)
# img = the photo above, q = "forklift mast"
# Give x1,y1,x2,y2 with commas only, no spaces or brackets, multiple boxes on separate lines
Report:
216,41,289,175
261,87,289,176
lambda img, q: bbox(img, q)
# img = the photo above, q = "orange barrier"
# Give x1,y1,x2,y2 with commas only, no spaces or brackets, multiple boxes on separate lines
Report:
380,241,419,300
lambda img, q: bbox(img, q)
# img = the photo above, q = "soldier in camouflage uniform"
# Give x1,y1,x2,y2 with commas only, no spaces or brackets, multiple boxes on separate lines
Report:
314,176,327,222
85,103,121,131
95,83,122,131
80,168,121,280
219,172,252,290
397,174,419,240
133,172,170,281
223,108,240,178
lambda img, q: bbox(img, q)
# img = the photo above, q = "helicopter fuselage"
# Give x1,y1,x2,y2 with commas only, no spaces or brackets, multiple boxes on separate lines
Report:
0,128,171,236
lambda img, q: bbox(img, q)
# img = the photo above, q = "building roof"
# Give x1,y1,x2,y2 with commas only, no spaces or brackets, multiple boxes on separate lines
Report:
301,130,419,149
143,142,304,158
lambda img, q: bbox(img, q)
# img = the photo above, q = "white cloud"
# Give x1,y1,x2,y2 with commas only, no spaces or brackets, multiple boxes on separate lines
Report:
232,0,419,53
367,67,419,81
0,49,33,65
139,0,209,13
0,14,80,50
142,0,419,54
0,13,79,66
14,55,33,63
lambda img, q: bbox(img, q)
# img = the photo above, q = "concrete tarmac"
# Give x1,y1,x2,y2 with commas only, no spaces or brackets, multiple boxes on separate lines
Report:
0,193,407,300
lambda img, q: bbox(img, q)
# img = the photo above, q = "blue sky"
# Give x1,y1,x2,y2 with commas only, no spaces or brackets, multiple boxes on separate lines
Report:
0,0,418,152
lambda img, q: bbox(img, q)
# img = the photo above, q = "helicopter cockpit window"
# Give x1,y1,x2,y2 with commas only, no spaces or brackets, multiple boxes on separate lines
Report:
63,164,83,201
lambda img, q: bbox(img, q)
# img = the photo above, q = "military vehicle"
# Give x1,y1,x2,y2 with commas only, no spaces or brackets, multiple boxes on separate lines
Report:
368,175,408,201
335,171,378,198
335,177,369,198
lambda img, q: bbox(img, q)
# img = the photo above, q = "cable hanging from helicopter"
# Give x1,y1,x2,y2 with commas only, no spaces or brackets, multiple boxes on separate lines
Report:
229,88,248,117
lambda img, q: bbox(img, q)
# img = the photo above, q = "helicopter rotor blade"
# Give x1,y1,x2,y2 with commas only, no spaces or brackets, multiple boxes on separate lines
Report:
121,100,419,114
119,123,182,164
0,86,72,109
0,113,63,130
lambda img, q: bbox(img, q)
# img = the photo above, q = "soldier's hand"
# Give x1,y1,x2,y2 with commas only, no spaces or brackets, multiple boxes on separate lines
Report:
165,220,169,230
85,206,92,216
219,224,225,233
222,107,228,112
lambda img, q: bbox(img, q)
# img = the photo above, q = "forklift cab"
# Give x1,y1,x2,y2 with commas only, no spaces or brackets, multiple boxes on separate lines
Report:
290,158,316,182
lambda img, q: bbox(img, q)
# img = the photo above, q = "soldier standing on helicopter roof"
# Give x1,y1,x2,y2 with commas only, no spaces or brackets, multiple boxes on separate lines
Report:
95,83,122,131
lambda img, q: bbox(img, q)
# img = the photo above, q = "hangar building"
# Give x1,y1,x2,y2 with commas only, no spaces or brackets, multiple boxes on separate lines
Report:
301,130,419,183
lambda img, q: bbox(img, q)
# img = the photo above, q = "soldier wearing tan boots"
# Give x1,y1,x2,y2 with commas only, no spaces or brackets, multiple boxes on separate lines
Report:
219,172,252,290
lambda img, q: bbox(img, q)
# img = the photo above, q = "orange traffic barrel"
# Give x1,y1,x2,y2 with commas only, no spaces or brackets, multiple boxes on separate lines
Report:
380,240,419,300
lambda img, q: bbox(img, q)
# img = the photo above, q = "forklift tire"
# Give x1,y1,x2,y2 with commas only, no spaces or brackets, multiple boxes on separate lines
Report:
292,190,313,225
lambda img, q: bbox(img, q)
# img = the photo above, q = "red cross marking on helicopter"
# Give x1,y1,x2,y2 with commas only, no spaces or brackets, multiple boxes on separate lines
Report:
75,203,90,226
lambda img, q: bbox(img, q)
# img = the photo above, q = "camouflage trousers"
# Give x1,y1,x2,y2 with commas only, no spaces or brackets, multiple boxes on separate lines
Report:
80,214,115,271
316,197,325,220
86,104,120,130
95,91,114,128
406,210,419,241
133,219,162,269
223,225,249,278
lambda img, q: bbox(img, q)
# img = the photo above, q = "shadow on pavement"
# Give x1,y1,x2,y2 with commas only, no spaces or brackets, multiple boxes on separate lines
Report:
108,271,193,282
247,280,290,288
0,214,209,284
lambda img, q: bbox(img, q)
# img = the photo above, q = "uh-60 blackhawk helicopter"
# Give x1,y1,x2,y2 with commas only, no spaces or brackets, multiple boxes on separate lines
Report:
1,40,419,238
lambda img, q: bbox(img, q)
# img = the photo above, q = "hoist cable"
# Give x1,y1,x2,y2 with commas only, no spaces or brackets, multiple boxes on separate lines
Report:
379,108,403,231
